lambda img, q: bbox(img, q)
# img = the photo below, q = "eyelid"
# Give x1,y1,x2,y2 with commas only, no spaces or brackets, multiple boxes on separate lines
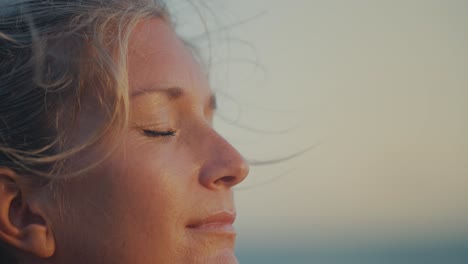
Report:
131,122,177,137
142,129,176,137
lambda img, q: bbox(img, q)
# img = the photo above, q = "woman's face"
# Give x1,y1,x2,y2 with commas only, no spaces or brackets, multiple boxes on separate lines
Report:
49,18,249,264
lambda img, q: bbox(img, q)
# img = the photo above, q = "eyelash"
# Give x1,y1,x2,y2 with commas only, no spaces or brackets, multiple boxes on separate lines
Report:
142,129,177,138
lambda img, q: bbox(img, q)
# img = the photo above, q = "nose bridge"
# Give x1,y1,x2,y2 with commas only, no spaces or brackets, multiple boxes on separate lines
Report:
196,125,249,190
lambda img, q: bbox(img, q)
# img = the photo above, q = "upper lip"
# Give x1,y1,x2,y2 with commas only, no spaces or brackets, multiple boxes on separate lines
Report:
187,210,236,228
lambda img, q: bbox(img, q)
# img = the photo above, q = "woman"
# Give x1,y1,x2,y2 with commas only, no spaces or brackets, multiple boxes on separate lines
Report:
0,0,249,263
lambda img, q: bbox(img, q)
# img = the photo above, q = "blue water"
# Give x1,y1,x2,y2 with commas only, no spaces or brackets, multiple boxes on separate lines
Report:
236,243,468,264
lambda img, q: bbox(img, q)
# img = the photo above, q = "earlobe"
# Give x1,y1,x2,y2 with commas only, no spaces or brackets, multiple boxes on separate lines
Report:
0,168,55,258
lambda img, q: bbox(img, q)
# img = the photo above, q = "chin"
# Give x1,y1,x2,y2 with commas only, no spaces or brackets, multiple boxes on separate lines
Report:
208,254,239,264
193,248,239,264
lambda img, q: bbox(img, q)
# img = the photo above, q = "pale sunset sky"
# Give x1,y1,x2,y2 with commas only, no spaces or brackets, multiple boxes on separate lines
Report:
170,0,468,249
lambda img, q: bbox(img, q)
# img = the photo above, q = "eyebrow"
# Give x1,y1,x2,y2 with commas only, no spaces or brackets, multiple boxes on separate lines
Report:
131,86,217,111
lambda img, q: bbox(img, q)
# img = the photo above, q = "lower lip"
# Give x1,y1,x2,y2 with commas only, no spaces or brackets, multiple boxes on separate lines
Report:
187,223,236,234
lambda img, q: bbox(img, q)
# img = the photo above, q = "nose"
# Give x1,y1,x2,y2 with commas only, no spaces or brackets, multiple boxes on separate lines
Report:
198,130,249,190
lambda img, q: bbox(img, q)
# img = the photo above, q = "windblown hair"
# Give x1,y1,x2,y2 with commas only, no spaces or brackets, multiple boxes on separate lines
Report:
0,0,170,180
0,0,169,262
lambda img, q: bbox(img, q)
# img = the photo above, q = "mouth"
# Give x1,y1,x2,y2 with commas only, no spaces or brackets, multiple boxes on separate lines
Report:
186,210,237,235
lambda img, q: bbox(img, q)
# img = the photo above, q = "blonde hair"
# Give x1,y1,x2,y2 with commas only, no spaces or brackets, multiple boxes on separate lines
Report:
0,0,170,185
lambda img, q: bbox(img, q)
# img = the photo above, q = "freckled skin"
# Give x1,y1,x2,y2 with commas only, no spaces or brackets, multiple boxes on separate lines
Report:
47,18,249,264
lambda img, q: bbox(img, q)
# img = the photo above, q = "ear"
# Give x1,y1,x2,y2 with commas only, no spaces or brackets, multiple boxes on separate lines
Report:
0,168,55,258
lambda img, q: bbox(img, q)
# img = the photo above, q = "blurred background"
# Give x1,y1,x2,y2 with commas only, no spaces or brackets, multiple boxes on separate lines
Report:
170,0,468,263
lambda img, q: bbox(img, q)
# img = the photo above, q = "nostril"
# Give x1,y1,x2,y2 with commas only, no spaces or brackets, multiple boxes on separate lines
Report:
214,176,237,186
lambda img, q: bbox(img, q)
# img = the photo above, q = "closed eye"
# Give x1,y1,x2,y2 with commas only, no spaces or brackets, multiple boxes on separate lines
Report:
142,129,176,137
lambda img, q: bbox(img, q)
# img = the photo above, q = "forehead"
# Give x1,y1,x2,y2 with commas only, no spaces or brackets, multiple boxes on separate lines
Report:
127,18,210,100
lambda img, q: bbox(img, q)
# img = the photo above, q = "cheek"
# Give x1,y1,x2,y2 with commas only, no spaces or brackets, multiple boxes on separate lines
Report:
54,139,198,263
122,134,198,202
101,140,196,235
116,141,196,225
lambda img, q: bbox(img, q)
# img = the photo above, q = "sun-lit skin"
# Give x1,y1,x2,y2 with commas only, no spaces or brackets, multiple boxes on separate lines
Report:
45,18,249,264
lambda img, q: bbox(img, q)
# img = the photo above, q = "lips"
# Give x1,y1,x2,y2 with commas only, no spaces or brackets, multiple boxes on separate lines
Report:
187,210,236,234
